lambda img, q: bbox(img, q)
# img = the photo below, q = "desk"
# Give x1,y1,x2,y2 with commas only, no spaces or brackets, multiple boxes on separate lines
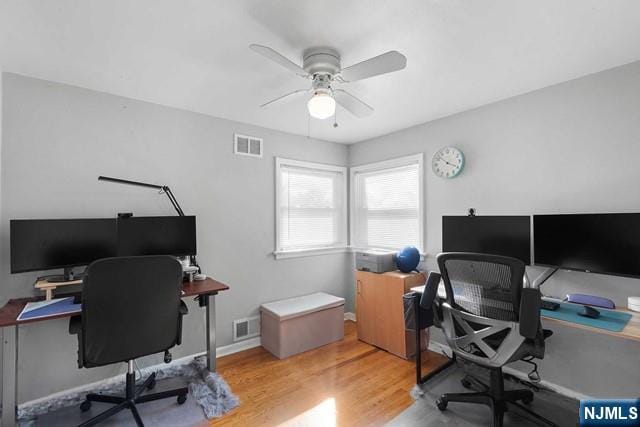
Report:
540,298,640,342
410,284,640,389
0,277,229,427
411,284,640,341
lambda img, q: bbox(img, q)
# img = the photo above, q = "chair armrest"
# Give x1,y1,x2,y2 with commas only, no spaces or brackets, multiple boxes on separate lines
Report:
175,300,189,346
519,288,541,339
68,315,81,335
419,271,441,310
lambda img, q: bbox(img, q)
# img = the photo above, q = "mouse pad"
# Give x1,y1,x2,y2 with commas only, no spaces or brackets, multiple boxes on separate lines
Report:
541,300,632,332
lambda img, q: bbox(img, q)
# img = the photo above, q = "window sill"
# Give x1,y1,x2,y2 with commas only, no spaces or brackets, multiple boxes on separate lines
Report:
274,247,350,260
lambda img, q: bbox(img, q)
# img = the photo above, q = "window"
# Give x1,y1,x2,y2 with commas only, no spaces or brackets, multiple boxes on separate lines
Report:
351,154,424,252
275,158,347,258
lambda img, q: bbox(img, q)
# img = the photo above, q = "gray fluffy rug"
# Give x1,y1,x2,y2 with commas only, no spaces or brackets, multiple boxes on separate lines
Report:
18,355,239,421
158,356,239,419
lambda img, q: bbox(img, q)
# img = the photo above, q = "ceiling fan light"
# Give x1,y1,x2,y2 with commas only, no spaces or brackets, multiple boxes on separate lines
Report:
307,92,336,119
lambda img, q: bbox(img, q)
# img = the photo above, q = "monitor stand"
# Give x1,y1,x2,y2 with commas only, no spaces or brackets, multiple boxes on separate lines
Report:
46,267,85,283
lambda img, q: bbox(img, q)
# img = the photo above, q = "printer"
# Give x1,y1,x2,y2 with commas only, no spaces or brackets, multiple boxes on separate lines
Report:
355,250,396,273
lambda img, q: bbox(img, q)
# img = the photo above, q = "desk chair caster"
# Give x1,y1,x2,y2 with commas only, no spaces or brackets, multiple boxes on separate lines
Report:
146,376,156,391
460,377,473,390
80,400,92,413
436,398,448,411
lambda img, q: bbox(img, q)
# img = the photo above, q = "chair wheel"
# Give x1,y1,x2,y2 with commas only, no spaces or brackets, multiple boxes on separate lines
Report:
177,394,187,405
80,400,92,412
460,378,473,389
147,377,156,390
436,398,448,411
522,395,534,405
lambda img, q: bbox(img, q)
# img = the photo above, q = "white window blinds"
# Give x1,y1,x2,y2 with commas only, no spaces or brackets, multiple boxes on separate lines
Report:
351,154,423,251
276,158,347,253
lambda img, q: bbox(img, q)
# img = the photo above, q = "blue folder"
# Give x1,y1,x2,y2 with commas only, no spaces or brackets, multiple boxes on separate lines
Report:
541,299,632,332
17,297,81,321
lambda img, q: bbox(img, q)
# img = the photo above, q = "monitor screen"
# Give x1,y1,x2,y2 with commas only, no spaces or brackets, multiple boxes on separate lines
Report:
10,218,117,273
117,216,196,257
534,213,640,278
442,216,531,264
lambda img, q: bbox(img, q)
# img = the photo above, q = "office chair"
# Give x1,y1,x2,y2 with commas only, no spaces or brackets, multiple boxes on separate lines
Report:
433,252,555,427
69,256,189,427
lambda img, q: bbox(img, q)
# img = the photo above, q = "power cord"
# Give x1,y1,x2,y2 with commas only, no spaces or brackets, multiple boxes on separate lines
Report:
133,360,143,382
520,356,541,383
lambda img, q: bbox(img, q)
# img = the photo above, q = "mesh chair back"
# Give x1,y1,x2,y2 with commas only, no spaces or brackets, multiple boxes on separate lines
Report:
437,252,525,321
81,256,183,367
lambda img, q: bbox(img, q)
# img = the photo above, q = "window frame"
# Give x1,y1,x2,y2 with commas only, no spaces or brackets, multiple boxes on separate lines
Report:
349,153,425,253
275,157,348,259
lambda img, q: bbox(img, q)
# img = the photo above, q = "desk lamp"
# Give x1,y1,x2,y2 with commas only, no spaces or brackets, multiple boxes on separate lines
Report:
98,176,185,216
97,175,199,272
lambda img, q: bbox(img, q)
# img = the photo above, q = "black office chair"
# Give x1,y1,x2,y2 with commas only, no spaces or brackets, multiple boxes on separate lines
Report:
434,252,555,427
69,256,189,427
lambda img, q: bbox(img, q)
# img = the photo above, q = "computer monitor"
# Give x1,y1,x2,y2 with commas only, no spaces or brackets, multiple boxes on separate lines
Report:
534,213,640,278
10,218,117,274
117,216,196,257
442,216,532,264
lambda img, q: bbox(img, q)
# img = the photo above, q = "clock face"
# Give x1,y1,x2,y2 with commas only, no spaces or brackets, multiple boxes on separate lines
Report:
432,147,464,179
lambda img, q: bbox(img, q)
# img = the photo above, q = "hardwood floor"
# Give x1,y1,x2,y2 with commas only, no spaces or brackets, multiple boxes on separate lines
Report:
211,321,450,426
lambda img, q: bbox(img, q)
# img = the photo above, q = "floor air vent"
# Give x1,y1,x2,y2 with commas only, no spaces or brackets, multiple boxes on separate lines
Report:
234,134,263,158
233,316,260,341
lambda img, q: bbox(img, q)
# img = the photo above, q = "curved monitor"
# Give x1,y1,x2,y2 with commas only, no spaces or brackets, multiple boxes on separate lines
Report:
10,218,116,273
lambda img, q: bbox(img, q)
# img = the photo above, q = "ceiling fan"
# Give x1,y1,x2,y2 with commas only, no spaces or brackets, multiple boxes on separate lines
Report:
250,44,407,120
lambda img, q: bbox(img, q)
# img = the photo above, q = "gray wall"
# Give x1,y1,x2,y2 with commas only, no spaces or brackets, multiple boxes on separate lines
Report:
348,60,640,397
0,73,351,403
2,59,639,403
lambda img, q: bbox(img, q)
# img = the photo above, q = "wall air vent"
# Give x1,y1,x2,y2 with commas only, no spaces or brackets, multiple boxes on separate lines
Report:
234,133,263,158
233,316,260,341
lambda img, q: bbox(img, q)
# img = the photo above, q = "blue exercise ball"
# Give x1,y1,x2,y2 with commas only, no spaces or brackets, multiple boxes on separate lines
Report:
396,246,420,273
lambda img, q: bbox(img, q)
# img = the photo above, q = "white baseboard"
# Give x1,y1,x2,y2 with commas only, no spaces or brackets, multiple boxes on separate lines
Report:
217,337,262,358
18,338,263,414
426,341,589,401
344,312,356,321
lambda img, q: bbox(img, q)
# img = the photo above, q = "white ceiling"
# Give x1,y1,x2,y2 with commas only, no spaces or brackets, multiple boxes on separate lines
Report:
1,1,640,144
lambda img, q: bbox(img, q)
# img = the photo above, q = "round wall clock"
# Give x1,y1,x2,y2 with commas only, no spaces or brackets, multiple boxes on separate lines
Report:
432,146,465,179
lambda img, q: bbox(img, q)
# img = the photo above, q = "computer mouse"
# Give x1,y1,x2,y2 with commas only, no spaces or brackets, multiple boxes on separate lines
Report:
579,305,600,319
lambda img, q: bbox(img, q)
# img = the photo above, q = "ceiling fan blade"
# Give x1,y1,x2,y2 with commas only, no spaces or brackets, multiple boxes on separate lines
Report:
334,89,374,117
260,89,309,108
339,51,407,82
249,44,308,77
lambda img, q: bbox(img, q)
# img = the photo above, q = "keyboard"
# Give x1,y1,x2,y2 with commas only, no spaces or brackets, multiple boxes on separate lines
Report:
541,300,560,311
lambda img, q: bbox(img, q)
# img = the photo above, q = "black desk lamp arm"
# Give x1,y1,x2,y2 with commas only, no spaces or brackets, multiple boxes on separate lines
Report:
98,176,185,216
161,186,185,217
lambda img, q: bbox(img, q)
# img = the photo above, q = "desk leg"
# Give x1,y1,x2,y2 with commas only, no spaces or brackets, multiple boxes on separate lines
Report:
205,294,217,371
414,296,422,385
2,326,18,427
414,296,456,386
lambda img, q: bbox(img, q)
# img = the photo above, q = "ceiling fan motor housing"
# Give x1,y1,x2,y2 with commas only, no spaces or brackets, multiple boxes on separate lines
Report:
303,47,341,77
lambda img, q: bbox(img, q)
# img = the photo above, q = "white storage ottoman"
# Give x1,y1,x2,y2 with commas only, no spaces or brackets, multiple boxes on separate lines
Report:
260,292,345,359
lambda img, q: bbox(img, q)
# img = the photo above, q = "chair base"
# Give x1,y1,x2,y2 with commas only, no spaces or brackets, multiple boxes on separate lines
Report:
78,371,188,427
436,368,557,427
